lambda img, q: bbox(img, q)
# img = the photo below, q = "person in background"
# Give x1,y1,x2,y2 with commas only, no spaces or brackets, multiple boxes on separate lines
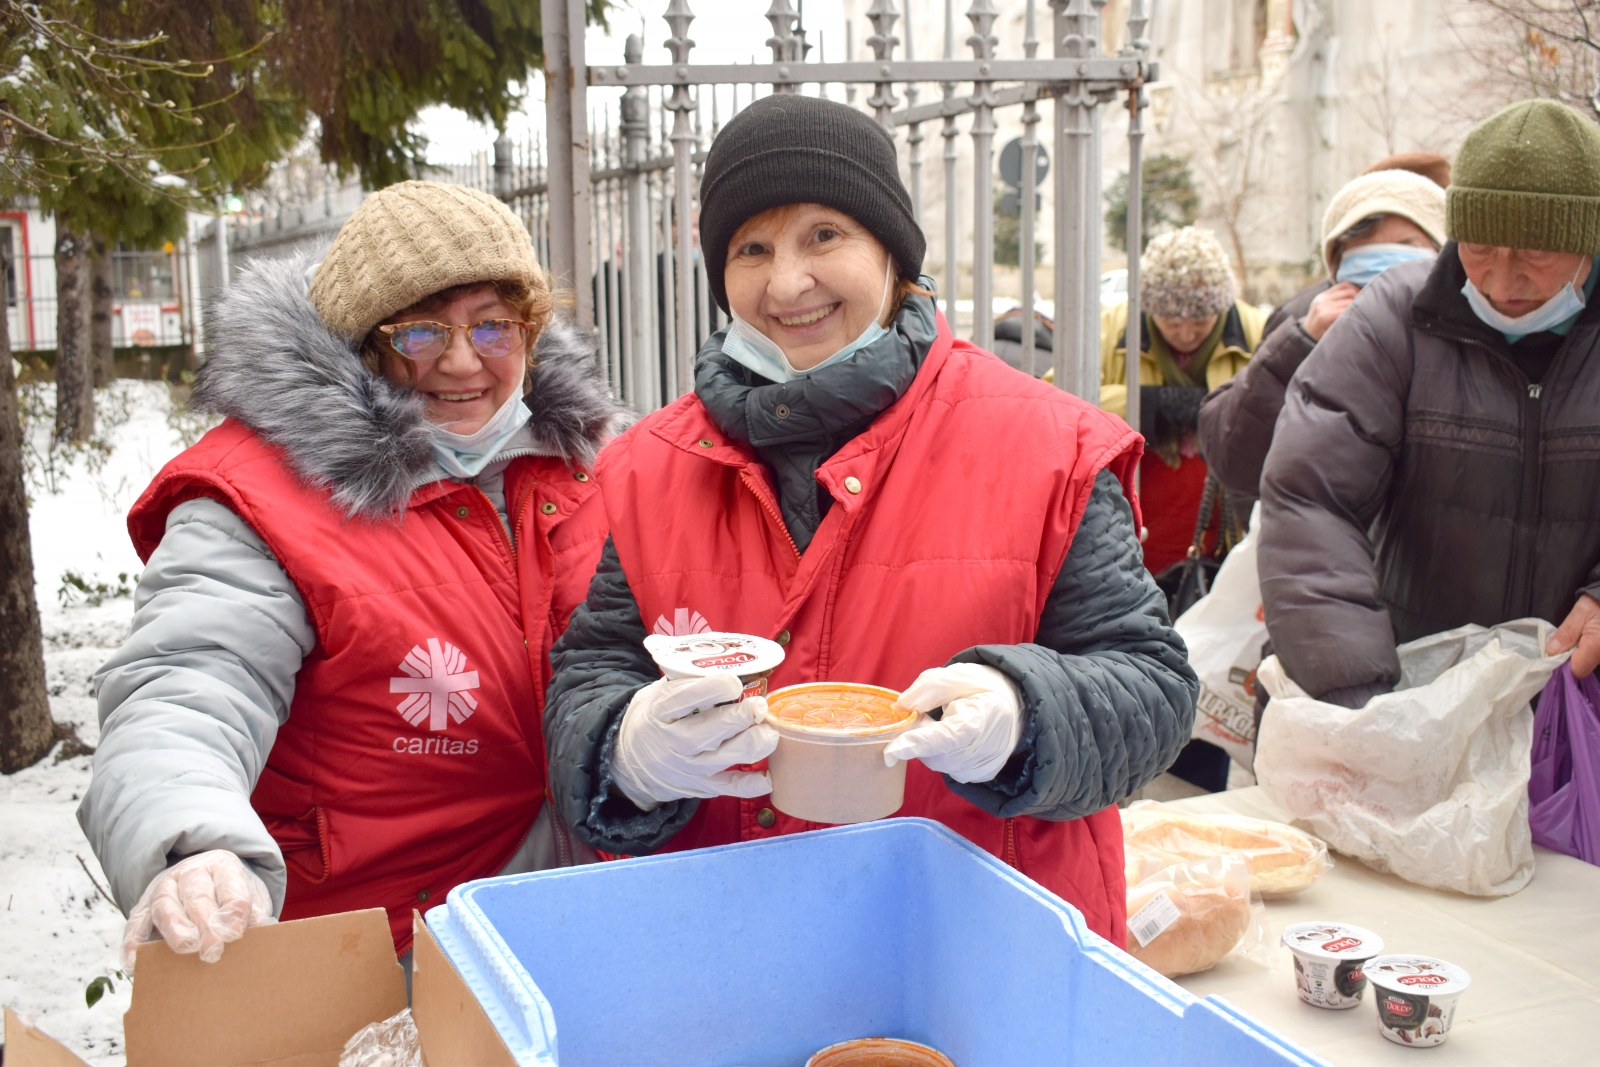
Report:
1259,99,1600,710
1098,226,1266,576
1200,168,1447,508
79,182,626,974
544,94,1198,948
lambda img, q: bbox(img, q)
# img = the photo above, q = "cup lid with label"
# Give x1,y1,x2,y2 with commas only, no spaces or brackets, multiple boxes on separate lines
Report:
1281,922,1385,960
1365,955,1471,997
644,632,786,679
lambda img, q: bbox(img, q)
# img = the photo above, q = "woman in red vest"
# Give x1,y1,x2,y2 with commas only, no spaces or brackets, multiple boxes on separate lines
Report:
80,182,626,972
545,95,1198,945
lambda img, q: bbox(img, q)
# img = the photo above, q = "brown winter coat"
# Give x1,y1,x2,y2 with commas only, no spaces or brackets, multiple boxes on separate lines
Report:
1198,280,1331,506
1257,247,1600,699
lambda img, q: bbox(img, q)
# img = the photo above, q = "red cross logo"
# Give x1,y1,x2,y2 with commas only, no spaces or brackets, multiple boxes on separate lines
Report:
390,638,480,731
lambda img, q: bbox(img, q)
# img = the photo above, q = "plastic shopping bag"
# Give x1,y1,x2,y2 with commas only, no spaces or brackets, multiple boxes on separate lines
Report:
1255,619,1564,897
1174,504,1266,769
1529,664,1600,866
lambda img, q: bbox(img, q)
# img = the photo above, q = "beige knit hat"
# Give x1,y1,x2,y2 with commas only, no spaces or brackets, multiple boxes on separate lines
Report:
1139,227,1239,319
1321,170,1447,273
308,180,547,340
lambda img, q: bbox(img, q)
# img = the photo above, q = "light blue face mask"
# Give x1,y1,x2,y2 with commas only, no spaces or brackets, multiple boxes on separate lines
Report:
722,261,895,383
1462,259,1588,343
427,391,531,479
1335,243,1436,287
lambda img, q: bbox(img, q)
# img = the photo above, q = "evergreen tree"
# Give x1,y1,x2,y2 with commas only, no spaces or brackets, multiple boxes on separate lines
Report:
1104,154,1201,254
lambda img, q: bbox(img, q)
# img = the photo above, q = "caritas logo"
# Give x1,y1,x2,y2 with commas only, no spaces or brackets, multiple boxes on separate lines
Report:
1322,937,1363,953
1397,974,1448,987
390,638,480,730
1383,995,1416,1017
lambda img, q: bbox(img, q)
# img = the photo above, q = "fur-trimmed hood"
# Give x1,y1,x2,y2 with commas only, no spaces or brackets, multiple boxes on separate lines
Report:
194,255,632,520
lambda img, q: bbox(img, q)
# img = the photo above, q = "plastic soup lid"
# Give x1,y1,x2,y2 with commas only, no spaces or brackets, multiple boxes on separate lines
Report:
643,632,785,679
767,683,916,739
1365,955,1472,997
1281,922,1385,959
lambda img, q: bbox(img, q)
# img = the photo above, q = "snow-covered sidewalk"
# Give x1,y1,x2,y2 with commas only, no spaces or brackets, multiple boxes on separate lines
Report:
2,380,197,1064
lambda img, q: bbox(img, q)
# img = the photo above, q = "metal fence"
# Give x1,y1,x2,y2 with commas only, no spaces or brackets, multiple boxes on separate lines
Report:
530,0,1154,428
4,248,196,352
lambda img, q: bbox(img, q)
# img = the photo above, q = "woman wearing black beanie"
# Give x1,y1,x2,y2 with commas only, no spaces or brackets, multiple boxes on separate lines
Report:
545,93,1196,945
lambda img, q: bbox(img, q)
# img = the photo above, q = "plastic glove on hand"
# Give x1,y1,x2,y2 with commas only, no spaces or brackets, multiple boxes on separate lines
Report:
122,849,275,973
883,664,1024,784
611,673,780,810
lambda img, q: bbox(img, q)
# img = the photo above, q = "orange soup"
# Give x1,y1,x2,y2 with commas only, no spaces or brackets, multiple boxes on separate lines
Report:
767,683,914,735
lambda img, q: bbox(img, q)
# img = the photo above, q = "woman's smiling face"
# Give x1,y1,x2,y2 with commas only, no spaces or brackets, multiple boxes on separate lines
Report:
378,285,527,434
723,203,895,371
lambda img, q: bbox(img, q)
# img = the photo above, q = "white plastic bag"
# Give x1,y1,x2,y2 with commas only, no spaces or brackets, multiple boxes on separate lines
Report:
1174,503,1267,768
339,1008,422,1067
1255,619,1565,896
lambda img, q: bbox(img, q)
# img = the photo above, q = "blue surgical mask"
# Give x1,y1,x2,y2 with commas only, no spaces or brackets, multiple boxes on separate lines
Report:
427,391,532,479
1335,243,1436,287
722,261,895,383
1462,259,1588,343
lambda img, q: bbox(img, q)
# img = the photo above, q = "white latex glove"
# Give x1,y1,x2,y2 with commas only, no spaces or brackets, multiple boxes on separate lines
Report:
883,663,1024,783
612,673,780,810
122,849,275,973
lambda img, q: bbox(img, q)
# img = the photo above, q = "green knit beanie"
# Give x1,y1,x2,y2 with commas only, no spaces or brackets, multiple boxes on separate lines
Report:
1448,99,1600,254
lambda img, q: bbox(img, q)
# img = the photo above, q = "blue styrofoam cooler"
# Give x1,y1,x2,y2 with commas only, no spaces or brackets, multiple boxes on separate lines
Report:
427,818,1325,1067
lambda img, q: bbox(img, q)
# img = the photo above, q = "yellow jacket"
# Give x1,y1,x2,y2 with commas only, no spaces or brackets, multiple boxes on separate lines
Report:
1098,300,1267,419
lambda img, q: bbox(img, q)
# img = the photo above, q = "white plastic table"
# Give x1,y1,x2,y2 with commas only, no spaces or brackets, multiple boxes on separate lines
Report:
1168,787,1600,1066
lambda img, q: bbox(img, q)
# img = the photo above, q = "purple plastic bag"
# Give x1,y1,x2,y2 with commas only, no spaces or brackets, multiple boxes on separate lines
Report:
1528,663,1600,866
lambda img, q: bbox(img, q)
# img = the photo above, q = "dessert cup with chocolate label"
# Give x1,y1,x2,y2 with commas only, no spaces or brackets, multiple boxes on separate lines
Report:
1280,922,1385,1009
643,632,786,699
766,683,918,824
1366,955,1471,1047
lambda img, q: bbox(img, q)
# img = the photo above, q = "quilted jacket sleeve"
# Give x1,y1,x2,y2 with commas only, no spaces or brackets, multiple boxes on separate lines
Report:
945,468,1198,819
1197,315,1319,504
78,497,314,914
544,539,690,855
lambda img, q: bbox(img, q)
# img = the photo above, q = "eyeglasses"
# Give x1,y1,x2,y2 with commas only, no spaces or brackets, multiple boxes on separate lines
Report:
376,319,538,362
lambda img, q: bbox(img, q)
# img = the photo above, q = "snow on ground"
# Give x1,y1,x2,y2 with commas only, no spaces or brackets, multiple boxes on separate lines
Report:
1,379,196,1064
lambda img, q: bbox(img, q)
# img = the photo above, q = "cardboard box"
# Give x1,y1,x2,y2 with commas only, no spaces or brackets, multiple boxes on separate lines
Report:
3,909,514,1067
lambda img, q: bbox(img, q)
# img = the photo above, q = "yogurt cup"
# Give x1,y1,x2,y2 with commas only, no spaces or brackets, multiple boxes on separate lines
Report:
1366,955,1472,1048
643,632,785,699
1281,922,1385,1009
805,1037,956,1067
765,683,918,824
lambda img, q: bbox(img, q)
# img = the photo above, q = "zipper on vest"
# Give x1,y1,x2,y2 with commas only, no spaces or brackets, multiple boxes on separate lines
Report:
1003,817,1019,869
470,484,525,564
740,469,802,560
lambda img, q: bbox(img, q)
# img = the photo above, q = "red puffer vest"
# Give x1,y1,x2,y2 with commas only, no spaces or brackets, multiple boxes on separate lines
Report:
597,316,1142,944
128,419,607,953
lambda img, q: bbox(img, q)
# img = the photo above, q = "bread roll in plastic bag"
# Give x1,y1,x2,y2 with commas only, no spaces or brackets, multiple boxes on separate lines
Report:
1121,800,1332,897
339,1008,422,1067
1125,853,1254,977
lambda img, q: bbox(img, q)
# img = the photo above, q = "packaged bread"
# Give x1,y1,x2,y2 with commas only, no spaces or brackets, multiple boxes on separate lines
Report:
1121,800,1332,898
1125,853,1252,977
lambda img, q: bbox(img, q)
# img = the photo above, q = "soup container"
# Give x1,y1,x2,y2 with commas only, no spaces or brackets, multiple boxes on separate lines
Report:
766,683,918,824
1366,955,1471,1048
642,632,785,699
1280,922,1385,1009
806,1037,957,1067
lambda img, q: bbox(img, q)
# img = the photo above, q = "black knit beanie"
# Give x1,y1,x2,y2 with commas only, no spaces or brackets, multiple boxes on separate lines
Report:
699,94,926,312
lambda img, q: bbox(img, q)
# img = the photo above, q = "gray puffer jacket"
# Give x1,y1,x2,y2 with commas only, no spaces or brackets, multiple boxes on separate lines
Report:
545,295,1197,856
79,258,623,914
1259,246,1600,701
